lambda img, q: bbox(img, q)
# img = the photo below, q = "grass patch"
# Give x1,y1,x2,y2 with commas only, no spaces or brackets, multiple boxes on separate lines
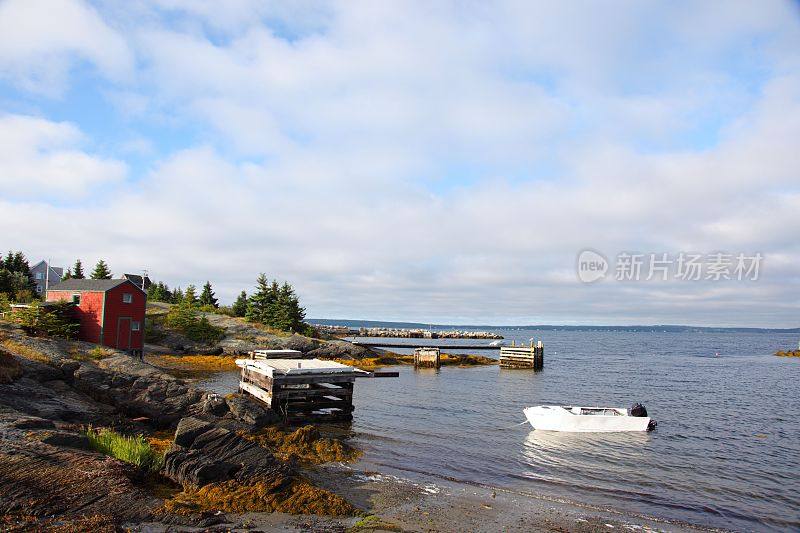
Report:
146,354,238,379
243,425,361,465
70,345,115,361
85,427,164,473
0,338,51,365
163,476,356,516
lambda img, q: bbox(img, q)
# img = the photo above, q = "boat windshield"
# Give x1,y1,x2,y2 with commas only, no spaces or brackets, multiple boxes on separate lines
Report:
575,408,623,416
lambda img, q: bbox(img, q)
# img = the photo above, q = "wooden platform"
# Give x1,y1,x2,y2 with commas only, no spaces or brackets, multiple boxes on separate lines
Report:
413,347,440,368
499,341,544,370
236,358,397,423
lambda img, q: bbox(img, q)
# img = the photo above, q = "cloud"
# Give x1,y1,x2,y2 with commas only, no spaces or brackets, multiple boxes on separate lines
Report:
0,0,133,94
0,1,799,326
0,114,127,198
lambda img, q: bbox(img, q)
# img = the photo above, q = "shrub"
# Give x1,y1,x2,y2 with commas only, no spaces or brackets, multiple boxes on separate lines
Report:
144,317,165,343
13,301,79,339
85,427,164,473
0,293,10,314
164,303,225,344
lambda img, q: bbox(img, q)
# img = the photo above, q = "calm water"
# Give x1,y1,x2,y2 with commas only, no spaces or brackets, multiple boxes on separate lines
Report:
205,330,800,531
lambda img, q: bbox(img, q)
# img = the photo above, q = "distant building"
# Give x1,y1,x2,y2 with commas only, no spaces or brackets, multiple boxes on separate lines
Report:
30,260,63,295
121,273,152,290
46,279,146,355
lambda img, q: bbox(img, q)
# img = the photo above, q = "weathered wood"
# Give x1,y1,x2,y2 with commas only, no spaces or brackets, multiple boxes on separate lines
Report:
414,347,441,369
499,341,544,370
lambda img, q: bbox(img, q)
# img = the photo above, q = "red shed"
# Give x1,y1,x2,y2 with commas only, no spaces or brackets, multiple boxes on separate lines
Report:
47,279,146,355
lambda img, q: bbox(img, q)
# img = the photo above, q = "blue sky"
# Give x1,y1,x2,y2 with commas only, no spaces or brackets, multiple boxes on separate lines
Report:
1,0,799,327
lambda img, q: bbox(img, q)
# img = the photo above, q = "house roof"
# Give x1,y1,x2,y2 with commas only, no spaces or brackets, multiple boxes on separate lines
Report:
31,260,63,276
48,278,144,293
122,273,151,288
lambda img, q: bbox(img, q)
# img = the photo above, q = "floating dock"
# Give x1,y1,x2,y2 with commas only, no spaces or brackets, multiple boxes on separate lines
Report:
236,358,397,423
413,347,440,368
499,341,544,369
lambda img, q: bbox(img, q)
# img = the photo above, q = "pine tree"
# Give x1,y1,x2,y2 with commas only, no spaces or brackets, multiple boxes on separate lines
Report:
184,284,198,306
90,260,111,279
231,290,248,317
172,286,184,304
72,259,85,279
246,274,276,324
62,268,73,280
279,282,305,331
198,281,218,308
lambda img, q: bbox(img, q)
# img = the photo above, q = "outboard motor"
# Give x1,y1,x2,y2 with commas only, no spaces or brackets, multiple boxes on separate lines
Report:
628,403,648,417
647,419,658,431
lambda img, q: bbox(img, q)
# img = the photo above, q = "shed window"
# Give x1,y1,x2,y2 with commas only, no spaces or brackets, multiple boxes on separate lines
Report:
131,321,141,332
72,294,81,305
122,293,133,304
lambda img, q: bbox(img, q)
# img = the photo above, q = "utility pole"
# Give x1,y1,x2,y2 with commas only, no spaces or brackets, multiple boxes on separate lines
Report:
141,269,148,290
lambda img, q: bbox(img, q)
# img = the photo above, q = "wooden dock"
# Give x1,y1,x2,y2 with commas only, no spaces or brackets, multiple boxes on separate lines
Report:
499,340,544,369
413,347,440,368
236,358,397,423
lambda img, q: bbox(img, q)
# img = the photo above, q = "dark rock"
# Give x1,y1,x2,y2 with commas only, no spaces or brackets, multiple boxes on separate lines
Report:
174,417,214,448
307,340,373,360
201,394,229,416
225,394,278,427
283,334,322,353
10,416,55,429
196,346,224,356
163,416,291,488
40,431,90,449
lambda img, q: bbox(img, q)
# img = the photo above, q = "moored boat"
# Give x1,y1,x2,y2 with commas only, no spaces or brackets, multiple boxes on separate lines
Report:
524,403,656,432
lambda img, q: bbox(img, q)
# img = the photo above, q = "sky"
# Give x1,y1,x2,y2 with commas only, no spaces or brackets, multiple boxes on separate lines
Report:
1,0,799,327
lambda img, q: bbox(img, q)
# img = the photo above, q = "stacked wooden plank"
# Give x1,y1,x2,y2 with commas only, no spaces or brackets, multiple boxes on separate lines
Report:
248,349,303,359
499,341,544,370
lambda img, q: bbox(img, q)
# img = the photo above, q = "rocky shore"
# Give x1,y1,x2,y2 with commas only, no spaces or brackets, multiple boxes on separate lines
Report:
0,320,362,530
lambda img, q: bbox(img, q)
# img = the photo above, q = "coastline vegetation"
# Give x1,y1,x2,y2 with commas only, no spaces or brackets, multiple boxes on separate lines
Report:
775,350,800,357
335,351,497,370
146,353,239,378
85,427,164,473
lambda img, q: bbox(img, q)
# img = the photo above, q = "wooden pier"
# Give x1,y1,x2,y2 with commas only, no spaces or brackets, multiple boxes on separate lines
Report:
413,347,441,368
499,340,544,369
236,358,397,423
247,349,303,359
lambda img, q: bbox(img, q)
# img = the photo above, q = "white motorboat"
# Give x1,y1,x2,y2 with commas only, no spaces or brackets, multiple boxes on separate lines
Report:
524,403,656,432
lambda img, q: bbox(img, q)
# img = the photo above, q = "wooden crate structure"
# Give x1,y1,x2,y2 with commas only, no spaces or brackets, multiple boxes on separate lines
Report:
413,347,441,368
247,349,303,359
499,340,544,369
236,358,368,423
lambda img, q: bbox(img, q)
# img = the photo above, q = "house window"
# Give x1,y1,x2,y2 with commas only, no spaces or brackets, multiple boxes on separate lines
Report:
35,272,43,280
123,293,133,303
72,294,81,305
131,321,141,331
36,286,42,293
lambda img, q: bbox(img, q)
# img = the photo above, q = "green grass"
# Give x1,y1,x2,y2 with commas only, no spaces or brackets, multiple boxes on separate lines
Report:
86,427,164,473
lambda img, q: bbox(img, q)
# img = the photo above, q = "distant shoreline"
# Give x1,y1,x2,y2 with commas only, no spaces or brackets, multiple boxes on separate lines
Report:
310,318,800,334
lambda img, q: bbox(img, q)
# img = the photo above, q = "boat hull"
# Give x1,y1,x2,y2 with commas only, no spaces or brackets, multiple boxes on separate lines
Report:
524,406,652,432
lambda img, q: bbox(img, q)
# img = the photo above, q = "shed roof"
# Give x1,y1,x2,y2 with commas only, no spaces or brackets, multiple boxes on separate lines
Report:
48,279,144,293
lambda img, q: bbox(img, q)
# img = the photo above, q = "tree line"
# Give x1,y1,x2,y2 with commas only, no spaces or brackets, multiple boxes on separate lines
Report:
148,274,306,332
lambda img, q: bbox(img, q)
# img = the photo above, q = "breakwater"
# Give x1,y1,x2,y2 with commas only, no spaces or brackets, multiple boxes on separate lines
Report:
313,324,503,339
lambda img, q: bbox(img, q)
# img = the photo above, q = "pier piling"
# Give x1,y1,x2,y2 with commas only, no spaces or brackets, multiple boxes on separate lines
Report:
413,347,441,368
499,340,544,369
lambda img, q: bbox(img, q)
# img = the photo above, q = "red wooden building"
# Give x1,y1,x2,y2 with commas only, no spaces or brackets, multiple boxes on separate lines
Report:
47,279,146,355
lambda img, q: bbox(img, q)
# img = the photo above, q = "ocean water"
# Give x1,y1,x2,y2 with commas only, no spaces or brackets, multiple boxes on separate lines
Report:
204,330,800,531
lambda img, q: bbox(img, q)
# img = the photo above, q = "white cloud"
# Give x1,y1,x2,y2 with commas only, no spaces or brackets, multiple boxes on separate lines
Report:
1,1,799,326
0,114,127,197
0,0,133,94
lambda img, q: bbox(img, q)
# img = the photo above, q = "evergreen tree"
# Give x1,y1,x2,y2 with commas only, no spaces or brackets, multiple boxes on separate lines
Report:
184,284,198,306
246,274,276,324
72,259,85,279
172,286,184,304
198,281,218,308
62,268,73,280
147,281,171,303
231,290,248,317
90,260,112,279
0,251,36,300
